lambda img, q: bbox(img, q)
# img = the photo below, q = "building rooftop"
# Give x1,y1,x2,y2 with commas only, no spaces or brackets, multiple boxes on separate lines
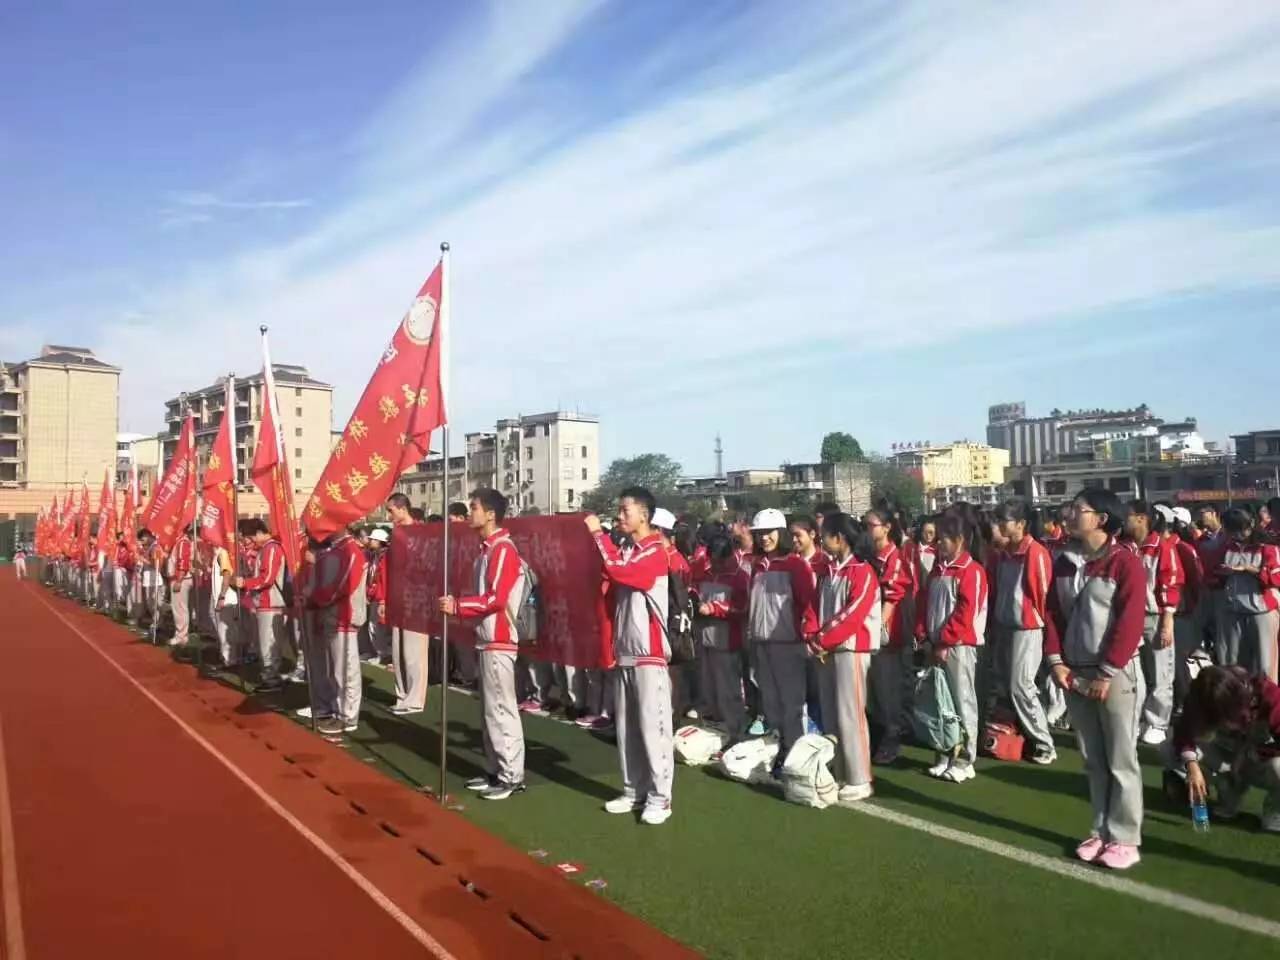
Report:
495,410,598,427
169,364,332,401
12,345,119,372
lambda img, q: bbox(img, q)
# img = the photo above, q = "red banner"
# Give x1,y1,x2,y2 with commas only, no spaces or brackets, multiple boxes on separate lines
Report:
385,514,606,668
199,388,237,549
253,350,301,575
95,469,117,557
143,413,197,550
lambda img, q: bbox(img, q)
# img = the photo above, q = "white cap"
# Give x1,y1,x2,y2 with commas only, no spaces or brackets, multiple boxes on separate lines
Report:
751,508,788,530
652,507,677,531
369,528,389,543
1153,504,1176,525
1172,507,1193,526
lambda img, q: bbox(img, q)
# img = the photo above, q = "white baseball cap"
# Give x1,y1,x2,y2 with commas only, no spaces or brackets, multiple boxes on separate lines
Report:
1153,504,1176,525
751,508,788,530
652,507,677,531
1172,507,1193,526
369,528,389,543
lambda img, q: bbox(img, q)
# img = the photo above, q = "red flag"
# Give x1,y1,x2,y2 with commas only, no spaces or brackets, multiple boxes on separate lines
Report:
142,412,197,551
199,378,238,549
58,491,76,556
252,333,302,574
96,469,117,556
77,479,92,560
304,256,448,540
122,464,139,557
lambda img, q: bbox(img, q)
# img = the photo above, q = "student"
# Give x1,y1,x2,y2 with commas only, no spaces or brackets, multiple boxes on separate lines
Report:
167,530,196,647
1196,503,1228,659
1166,665,1280,832
811,513,881,802
12,545,26,580
440,489,528,800
1123,501,1183,746
865,508,913,764
210,536,241,667
308,529,369,738
1169,507,1206,707
991,500,1056,763
447,501,469,523
1266,498,1280,539
233,519,289,692
693,532,750,741
654,508,697,721
385,494,429,714
1045,490,1147,870
114,532,135,612
363,528,391,664
746,508,818,767
1040,511,1067,552
586,487,675,825
1217,508,1280,681
791,514,829,732
916,514,988,783
729,516,763,732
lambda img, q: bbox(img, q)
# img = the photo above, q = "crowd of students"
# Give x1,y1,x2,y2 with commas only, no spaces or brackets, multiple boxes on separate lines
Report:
29,487,1280,865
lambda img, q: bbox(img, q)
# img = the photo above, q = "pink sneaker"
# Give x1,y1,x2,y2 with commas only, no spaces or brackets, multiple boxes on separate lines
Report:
1095,842,1141,870
573,713,599,728
518,698,543,714
589,715,614,731
1075,836,1105,862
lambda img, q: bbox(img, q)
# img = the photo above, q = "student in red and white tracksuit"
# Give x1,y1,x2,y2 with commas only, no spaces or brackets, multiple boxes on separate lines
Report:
1045,490,1147,870
1217,508,1280,682
363,531,391,662
746,510,819,765
587,491,675,824
916,515,988,782
865,510,913,763
1123,502,1183,744
1170,511,1206,707
693,534,749,741
1195,505,1229,659
307,532,368,735
813,513,881,801
235,522,289,689
167,533,196,647
442,491,528,799
992,501,1056,762
791,515,829,733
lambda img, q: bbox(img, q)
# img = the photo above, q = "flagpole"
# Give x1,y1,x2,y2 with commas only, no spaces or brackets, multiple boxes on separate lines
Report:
228,373,247,695
184,395,204,676
437,241,451,804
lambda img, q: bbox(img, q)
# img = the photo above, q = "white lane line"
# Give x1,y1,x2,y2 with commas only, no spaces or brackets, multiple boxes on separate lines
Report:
849,801,1280,941
26,586,456,960
0,709,27,960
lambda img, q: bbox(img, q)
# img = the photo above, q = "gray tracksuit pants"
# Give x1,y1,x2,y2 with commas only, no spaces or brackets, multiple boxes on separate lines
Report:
701,649,746,740
615,665,674,810
818,650,873,788
996,627,1054,752
942,646,980,766
214,604,241,665
1066,659,1144,846
172,578,193,645
330,627,362,725
755,642,808,759
480,650,524,785
255,610,287,683
1221,609,1279,682
1140,614,1175,733
392,627,429,711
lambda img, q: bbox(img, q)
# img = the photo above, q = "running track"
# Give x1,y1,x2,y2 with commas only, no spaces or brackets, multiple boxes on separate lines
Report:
0,573,695,959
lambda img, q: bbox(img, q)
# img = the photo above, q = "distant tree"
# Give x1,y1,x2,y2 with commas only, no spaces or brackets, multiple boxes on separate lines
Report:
820,432,866,464
868,456,925,517
581,453,684,515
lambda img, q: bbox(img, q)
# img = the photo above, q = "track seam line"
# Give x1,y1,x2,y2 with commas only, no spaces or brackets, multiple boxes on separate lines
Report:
25,585,457,960
848,801,1280,941
0,708,28,960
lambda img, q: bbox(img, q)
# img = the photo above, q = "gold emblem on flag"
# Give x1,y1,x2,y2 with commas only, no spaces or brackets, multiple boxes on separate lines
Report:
325,481,346,504
378,396,400,422
404,294,436,345
208,452,221,472
401,384,429,408
344,468,369,497
368,452,390,479
347,418,368,442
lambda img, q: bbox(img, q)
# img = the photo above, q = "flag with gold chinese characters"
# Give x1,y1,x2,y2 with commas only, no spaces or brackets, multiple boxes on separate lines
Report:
252,342,302,574
121,465,139,557
58,491,77,556
77,479,92,561
199,381,237,549
95,469,117,557
142,412,198,550
304,258,448,540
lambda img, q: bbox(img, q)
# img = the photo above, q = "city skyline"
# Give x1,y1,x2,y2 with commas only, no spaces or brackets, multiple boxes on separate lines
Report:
3,2,1278,476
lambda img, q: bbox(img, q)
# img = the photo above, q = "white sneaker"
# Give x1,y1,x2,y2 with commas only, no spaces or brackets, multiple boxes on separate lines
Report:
640,805,672,826
1260,810,1280,833
684,708,699,720
1140,727,1167,747
941,763,976,783
838,783,874,804
927,756,951,778
603,796,642,815
466,776,494,792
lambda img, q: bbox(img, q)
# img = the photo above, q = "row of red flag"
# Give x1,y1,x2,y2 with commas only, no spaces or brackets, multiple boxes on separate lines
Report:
38,252,450,572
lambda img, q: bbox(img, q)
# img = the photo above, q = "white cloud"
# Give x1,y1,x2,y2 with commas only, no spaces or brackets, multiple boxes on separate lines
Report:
58,0,1280,470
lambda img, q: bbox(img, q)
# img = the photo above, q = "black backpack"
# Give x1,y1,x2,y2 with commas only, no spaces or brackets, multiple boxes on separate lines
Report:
667,565,697,664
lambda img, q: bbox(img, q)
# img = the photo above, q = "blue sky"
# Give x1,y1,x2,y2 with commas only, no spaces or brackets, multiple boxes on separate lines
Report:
3,1,1278,475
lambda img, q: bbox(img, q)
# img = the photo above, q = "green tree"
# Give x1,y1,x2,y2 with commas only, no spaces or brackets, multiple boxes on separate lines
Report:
820,431,866,464
868,456,925,516
581,453,684,515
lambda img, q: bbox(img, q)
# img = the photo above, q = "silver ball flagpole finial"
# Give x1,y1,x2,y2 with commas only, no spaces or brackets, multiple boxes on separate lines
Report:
259,325,269,335
440,241,450,253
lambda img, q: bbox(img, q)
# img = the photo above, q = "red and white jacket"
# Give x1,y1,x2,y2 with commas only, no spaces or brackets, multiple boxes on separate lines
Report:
1045,539,1146,675
693,562,750,653
1218,539,1280,615
115,543,136,572
307,535,368,630
993,535,1052,631
456,529,525,654
595,531,669,667
366,551,387,605
167,535,194,581
916,551,988,648
871,542,912,648
816,554,882,653
1174,537,1203,615
240,538,288,612
802,548,831,589
746,552,819,645
1124,533,1183,615
1196,529,1228,592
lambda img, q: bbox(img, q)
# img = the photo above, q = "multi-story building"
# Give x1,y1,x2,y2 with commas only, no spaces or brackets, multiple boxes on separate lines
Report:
888,441,1009,491
986,402,1181,467
115,432,163,497
0,346,120,489
161,364,332,496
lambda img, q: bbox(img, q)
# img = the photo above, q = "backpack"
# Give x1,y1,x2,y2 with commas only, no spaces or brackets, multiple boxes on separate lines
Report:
780,735,839,809
719,736,780,784
281,563,296,609
674,725,728,766
667,565,697,664
515,560,541,643
911,666,963,754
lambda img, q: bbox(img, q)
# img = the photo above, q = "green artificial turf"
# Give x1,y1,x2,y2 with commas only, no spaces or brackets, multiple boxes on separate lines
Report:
204,653,1280,959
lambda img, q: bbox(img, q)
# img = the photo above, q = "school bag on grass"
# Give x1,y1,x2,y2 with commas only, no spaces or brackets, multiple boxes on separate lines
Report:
781,735,838,809
674,725,728,766
719,736,780,784
911,666,963,754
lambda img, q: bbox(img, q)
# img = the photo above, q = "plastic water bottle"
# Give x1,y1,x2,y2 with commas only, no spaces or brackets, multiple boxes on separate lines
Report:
1190,800,1210,833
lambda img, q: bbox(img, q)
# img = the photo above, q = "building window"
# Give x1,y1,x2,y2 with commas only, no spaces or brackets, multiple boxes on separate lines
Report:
1109,476,1131,493
582,468,588,480
581,445,588,458
525,469,534,482
295,387,302,397
523,426,536,438
419,483,427,494
293,447,302,458
294,468,302,479
295,407,302,417
567,489,575,504
1045,480,1067,496
1010,480,1026,496
295,427,302,437
524,446,533,459
562,445,573,458
561,467,573,480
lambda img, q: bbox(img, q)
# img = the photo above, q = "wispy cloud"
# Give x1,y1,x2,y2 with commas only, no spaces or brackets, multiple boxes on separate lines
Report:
42,0,1280,466
158,190,312,229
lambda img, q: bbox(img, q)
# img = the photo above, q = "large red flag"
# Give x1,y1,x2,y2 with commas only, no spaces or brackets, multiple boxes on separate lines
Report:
142,412,197,551
252,332,301,574
77,479,92,560
58,491,76,555
304,256,448,540
122,464,139,557
95,469,117,556
199,378,237,549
